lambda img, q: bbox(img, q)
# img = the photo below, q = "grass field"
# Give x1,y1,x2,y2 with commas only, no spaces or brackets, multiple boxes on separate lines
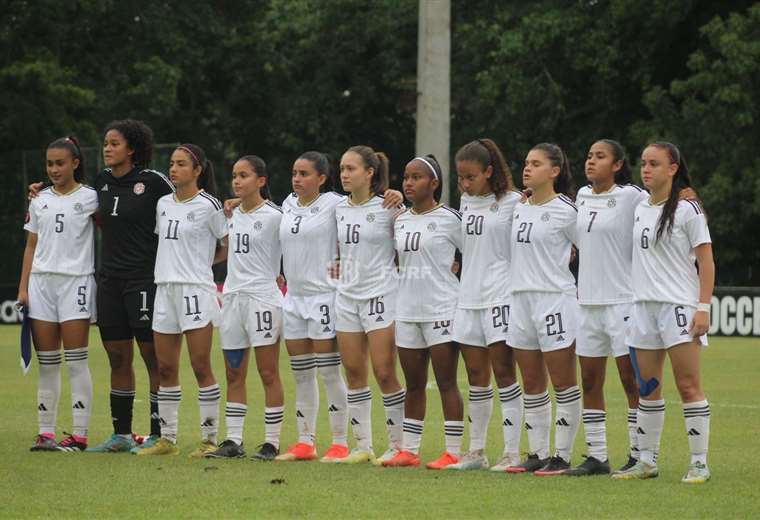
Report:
1,327,758,519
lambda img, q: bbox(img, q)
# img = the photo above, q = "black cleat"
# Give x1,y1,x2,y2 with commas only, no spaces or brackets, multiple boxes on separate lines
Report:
205,439,246,459
30,434,58,452
534,456,571,476
616,456,638,473
505,454,548,473
252,442,279,461
564,456,611,476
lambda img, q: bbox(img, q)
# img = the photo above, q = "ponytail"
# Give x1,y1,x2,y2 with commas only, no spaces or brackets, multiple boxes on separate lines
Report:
454,138,515,199
347,145,389,195
48,136,85,182
597,139,632,185
531,142,575,200
239,155,271,199
651,142,693,242
176,144,217,197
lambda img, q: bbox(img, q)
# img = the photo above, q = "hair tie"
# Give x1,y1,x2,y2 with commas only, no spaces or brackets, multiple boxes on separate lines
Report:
412,157,438,180
177,145,201,166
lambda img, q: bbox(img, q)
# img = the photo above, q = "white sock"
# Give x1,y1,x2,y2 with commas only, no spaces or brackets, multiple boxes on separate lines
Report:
524,391,551,459
554,386,581,462
498,383,523,456
637,398,665,466
467,386,493,452
158,385,182,444
198,384,221,444
382,389,405,450
402,418,424,454
583,409,607,461
444,420,464,457
264,406,284,449
683,400,710,465
36,350,62,436
225,402,247,445
316,352,348,446
347,387,372,451
627,408,639,460
291,354,319,445
64,348,93,438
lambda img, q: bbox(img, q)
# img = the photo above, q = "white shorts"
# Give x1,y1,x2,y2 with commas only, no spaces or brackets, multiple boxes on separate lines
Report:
507,292,579,352
452,304,510,348
220,293,282,349
27,273,96,323
625,301,708,350
335,292,396,333
576,303,631,358
282,292,336,341
152,283,220,334
396,319,454,349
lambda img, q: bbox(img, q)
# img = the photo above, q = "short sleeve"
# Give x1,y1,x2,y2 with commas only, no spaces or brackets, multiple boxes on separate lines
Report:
682,202,711,248
448,213,463,251
208,208,229,239
154,202,161,235
561,207,578,246
24,201,38,233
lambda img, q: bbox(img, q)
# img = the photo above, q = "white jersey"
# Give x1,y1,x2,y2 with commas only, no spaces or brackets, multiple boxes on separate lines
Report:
394,205,462,321
576,184,648,305
632,198,711,306
154,191,227,288
510,195,578,295
24,185,98,276
224,201,283,303
280,191,344,296
335,195,402,300
458,191,521,309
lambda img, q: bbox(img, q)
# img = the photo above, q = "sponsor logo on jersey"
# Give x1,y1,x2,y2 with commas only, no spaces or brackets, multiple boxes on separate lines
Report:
556,417,570,426
322,326,331,333
133,182,145,195
366,213,375,222
79,306,88,313
101,184,109,191
427,222,437,231
254,221,263,231
264,331,272,338
161,211,166,216
375,315,384,322
635,216,640,222
607,198,617,208
490,203,499,212
557,334,565,342
514,213,520,220
193,315,202,321
541,212,550,222
41,204,48,211
228,222,233,228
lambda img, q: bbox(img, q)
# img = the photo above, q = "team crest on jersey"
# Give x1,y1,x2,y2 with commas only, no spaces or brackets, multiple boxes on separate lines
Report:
490,203,499,213
366,213,375,223
133,182,145,195
187,211,195,222
310,206,320,214
607,198,616,208
74,202,83,213
427,222,437,231
254,221,262,231
541,212,550,222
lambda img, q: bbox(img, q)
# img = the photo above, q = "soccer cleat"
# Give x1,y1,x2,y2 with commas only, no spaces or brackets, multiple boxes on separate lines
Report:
205,440,246,459
615,456,638,474
382,450,420,467
335,448,376,464
275,442,317,461
535,456,572,476
189,440,217,458
611,460,658,480
426,452,459,470
681,462,710,484
130,434,159,454
505,454,549,474
251,442,279,461
30,434,58,452
447,450,489,471
373,447,400,466
56,433,87,452
563,456,611,476
489,453,521,472
86,434,136,453
320,444,350,463
135,437,179,456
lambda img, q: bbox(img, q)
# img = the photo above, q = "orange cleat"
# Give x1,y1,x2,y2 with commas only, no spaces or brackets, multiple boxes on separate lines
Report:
320,444,350,463
275,442,317,461
382,450,421,467
426,452,460,470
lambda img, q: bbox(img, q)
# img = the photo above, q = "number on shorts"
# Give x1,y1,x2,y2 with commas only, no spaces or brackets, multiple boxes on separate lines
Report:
55,213,65,233
586,211,598,232
344,224,360,244
255,311,273,332
516,222,533,243
432,320,451,329
234,233,250,254
545,312,566,336
291,215,303,234
466,214,484,235
165,219,180,240
674,305,688,328
139,291,149,312
368,297,385,316
640,227,650,249
319,304,331,325
77,286,86,306
183,295,200,316
491,305,510,328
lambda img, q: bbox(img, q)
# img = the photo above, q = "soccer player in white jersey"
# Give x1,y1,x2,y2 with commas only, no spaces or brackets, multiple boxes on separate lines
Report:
449,139,523,471
564,140,648,476
612,142,714,484
506,143,581,476
381,155,464,469
137,144,227,457
19,137,96,452
204,155,286,462
334,145,406,465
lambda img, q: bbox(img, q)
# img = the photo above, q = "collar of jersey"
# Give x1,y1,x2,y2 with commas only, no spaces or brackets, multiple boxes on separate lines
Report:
590,184,618,195
104,166,140,182
51,184,83,197
529,193,559,206
240,199,267,213
348,194,375,206
174,189,204,204
410,203,441,215
297,193,322,208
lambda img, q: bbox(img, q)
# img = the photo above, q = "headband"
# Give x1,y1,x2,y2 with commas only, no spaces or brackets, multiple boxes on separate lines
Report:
413,157,438,180
177,145,202,166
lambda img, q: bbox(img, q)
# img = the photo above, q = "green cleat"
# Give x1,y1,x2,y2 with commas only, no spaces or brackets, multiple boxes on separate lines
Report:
611,460,658,480
86,434,136,453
